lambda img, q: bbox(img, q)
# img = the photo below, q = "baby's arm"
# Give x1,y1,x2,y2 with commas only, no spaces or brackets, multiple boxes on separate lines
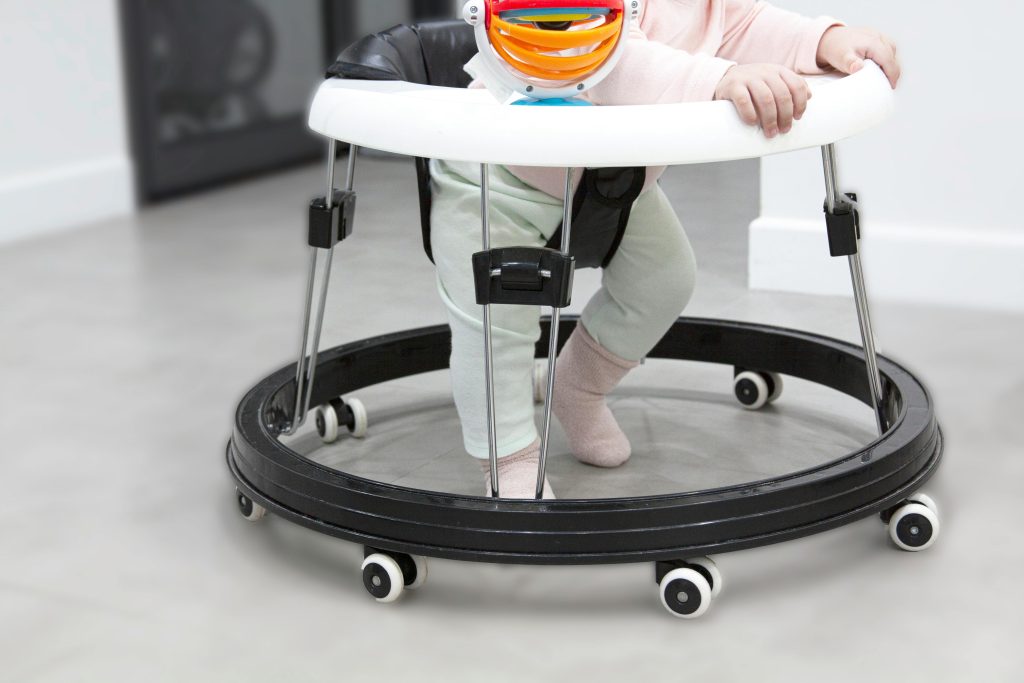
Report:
719,0,840,76
715,1,900,137
586,23,736,106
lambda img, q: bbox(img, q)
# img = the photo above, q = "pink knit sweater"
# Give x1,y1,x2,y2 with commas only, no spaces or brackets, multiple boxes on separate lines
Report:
503,0,842,197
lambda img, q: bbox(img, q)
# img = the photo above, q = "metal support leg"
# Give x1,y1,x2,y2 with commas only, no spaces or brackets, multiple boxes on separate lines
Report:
286,141,358,434
480,164,500,498
535,168,575,499
822,144,887,435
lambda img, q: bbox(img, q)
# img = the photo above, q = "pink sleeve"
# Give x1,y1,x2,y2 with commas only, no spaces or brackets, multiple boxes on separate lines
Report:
587,24,736,105
718,0,843,75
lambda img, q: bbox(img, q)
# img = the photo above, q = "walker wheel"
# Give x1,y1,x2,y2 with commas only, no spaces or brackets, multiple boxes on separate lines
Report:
887,501,940,552
315,401,340,443
366,549,428,590
346,397,369,438
316,397,368,443
405,554,429,590
766,372,784,403
685,556,723,599
733,370,770,410
361,553,405,603
908,492,939,516
533,361,547,404
236,489,266,522
659,567,712,619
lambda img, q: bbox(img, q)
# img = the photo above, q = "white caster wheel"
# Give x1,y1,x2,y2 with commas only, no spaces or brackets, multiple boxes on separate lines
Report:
734,371,769,410
347,397,368,439
406,555,429,590
236,489,266,522
315,402,340,444
533,361,548,404
888,502,940,552
686,557,723,599
316,397,368,443
361,554,405,603
659,567,712,619
908,492,939,516
766,372,783,403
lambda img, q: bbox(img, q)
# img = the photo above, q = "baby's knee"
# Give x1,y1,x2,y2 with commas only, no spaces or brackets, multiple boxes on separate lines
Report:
651,233,697,311
654,264,697,319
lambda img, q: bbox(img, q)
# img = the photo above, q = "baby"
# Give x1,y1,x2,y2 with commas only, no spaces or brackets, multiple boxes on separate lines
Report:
430,0,901,499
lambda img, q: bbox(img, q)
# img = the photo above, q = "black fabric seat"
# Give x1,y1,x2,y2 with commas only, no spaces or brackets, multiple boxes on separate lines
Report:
327,21,644,268
327,21,476,88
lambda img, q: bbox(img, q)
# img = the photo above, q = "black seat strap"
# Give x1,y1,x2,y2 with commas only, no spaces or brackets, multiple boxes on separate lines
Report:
416,157,435,262
545,167,647,269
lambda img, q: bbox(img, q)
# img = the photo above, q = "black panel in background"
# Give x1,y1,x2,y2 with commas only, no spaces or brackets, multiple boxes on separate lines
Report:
122,0,451,204
413,0,456,20
324,0,357,64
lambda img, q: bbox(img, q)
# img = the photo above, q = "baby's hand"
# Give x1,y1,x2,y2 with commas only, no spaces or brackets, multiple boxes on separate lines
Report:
714,64,810,139
816,26,901,89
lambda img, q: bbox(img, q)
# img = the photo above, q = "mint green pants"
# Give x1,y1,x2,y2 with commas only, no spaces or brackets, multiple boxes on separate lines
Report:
430,159,697,459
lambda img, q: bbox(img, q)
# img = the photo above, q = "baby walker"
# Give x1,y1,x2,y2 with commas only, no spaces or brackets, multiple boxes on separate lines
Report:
226,0,943,619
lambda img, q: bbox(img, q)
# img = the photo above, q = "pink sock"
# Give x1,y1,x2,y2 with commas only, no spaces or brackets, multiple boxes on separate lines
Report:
552,325,639,468
478,439,556,499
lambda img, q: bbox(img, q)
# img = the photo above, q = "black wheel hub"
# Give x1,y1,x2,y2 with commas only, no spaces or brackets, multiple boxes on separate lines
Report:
896,512,933,547
665,578,702,616
735,378,759,406
362,563,392,599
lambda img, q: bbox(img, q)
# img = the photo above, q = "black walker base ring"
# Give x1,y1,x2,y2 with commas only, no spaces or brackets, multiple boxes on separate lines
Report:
226,316,942,566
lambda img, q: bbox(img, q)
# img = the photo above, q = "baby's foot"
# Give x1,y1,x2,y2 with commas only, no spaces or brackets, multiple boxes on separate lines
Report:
478,439,556,499
552,325,639,468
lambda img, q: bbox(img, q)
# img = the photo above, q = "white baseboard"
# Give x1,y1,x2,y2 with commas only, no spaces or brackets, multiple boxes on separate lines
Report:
0,157,135,245
750,217,1024,313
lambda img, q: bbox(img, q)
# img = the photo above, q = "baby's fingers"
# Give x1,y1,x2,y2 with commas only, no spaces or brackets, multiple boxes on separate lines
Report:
780,70,810,123
767,75,795,134
841,50,866,75
728,87,759,126
868,38,901,88
747,80,779,138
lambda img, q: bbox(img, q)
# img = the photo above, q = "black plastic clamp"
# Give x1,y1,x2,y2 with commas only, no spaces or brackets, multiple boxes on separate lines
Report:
823,192,860,258
308,189,357,249
472,247,575,308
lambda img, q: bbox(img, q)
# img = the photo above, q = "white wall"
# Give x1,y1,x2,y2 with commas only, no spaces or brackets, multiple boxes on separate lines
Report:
0,0,134,244
750,0,1024,312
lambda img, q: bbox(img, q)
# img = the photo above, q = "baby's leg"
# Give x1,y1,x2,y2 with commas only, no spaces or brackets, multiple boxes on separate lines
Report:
430,161,563,497
554,186,697,466
582,185,697,361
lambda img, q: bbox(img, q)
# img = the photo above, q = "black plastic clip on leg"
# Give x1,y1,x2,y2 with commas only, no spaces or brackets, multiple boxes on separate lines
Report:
309,189,357,249
472,247,575,308
823,192,860,258
286,142,358,436
821,144,887,435
477,167,578,500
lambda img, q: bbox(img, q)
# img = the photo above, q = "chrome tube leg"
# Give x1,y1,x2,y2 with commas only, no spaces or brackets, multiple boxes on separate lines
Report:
301,248,336,419
822,144,886,435
286,141,358,434
289,249,319,433
535,168,575,499
480,164,500,498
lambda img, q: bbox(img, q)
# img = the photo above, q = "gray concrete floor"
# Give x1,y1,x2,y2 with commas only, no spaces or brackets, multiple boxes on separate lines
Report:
2,155,1022,681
